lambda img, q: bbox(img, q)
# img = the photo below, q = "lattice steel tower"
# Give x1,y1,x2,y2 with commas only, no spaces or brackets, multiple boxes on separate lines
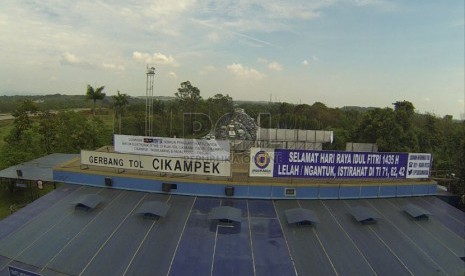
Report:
145,66,155,136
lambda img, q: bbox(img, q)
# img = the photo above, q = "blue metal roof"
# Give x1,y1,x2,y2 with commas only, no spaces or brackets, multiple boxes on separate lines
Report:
0,153,78,181
0,186,463,276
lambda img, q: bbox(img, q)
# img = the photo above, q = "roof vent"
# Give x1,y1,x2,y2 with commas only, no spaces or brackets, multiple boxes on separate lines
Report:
209,206,242,233
209,206,241,223
350,206,379,224
136,201,171,219
75,194,104,211
403,204,430,220
285,208,319,226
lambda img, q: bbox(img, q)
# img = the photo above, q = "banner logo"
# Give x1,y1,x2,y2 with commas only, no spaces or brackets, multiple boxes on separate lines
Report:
254,150,271,169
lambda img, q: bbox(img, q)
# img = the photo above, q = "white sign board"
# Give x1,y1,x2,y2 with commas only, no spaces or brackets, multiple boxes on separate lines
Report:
406,153,431,179
81,150,231,177
114,135,230,160
249,148,274,177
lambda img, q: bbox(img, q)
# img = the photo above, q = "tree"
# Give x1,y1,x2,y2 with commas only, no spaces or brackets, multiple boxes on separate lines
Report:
175,81,202,114
353,107,403,151
392,101,418,152
6,100,39,143
112,91,129,134
393,100,415,115
37,111,60,154
393,100,415,130
2,100,43,167
415,113,441,153
121,111,146,136
456,130,465,179
208,94,233,110
207,93,234,124
86,84,106,116
38,111,111,153
175,81,202,137
0,128,45,167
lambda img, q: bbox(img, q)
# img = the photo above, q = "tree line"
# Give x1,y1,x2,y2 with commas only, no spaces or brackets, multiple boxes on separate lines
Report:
0,81,463,194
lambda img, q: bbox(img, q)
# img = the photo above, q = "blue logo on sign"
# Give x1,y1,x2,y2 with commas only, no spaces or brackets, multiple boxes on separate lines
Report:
254,150,270,169
143,138,162,144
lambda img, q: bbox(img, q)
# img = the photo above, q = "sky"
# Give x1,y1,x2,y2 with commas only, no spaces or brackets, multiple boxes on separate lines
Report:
1,0,464,119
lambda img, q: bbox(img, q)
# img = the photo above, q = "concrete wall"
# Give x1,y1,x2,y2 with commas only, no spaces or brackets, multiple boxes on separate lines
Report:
258,129,333,143
346,143,378,152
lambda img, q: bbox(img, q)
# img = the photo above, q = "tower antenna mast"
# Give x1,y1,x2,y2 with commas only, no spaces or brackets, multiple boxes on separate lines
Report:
145,65,156,136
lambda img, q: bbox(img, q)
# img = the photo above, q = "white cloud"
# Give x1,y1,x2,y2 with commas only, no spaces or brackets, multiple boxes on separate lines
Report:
207,32,221,43
227,63,265,80
199,65,216,75
451,18,465,28
193,19,275,47
61,52,80,65
302,56,320,66
194,0,378,37
102,63,125,71
353,0,381,6
59,52,94,69
132,52,179,67
349,0,398,11
424,97,431,102
143,0,197,37
167,71,178,78
268,61,283,71
147,0,196,17
302,56,319,66
257,59,282,71
265,3,321,20
0,15,7,27
60,52,125,71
